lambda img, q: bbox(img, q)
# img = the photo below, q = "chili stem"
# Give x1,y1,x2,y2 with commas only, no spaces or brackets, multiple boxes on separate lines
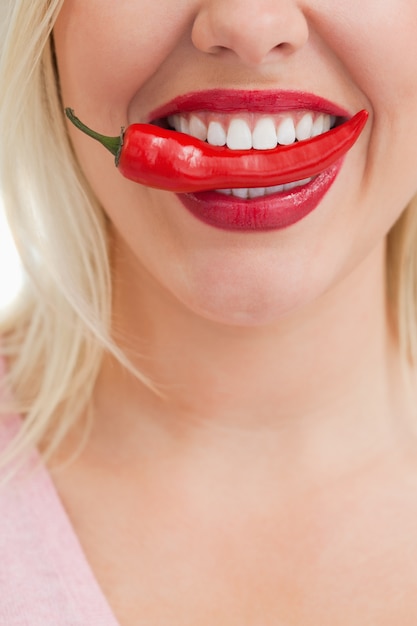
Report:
65,108,121,158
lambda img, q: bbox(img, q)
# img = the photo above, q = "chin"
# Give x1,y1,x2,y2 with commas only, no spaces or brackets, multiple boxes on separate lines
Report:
175,270,322,329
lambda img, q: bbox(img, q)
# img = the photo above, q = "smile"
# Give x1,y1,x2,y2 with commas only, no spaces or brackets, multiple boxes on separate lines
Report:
65,90,368,232
167,110,336,151
164,109,335,198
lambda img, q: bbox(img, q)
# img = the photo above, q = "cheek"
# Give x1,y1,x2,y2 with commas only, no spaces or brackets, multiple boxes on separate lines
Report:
53,0,198,255
313,1,417,133
54,0,191,126
321,1,417,220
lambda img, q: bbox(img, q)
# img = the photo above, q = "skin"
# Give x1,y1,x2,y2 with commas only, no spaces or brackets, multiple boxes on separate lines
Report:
51,1,417,624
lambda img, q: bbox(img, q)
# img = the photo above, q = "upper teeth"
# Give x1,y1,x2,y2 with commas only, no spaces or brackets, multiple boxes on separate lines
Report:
167,111,335,150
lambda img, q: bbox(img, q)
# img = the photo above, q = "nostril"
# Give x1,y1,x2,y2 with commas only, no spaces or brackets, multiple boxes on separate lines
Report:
191,0,309,67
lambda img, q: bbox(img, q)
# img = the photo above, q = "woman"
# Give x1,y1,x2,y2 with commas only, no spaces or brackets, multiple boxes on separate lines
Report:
1,0,417,623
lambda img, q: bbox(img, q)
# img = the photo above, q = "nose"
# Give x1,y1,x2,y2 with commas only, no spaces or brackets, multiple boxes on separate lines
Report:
191,0,309,67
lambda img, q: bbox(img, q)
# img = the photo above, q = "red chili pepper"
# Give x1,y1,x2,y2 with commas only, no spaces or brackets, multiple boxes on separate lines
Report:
65,108,368,193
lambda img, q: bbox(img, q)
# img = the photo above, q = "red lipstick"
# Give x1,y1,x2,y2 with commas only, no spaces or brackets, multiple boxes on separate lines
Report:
178,162,342,232
147,90,366,232
65,90,368,233
147,89,351,121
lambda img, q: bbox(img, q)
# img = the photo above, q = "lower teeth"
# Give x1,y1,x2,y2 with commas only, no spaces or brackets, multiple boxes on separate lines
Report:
216,177,312,198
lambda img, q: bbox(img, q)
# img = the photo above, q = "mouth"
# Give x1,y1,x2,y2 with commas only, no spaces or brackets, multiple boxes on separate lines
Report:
144,91,365,231
143,88,365,194
152,107,340,199
65,90,368,232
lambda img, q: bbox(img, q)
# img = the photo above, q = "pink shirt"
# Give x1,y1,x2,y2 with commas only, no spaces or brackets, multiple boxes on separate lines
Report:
0,361,120,625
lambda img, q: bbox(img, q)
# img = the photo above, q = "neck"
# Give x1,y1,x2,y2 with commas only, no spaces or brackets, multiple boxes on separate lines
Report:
91,240,415,479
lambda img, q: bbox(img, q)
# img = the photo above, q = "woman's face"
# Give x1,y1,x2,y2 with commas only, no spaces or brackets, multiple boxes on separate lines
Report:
54,0,417,327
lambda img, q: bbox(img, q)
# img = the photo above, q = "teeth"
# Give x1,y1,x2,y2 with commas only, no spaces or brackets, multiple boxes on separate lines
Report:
252,117,278,150
283,181,301,191
311,114,325,137
227,119,252,150
248,186,266,198
179,116,190,135
207,121,227,146
269,184,285,194
295,113,314,141
277,117,296,146
218,177,312,199
322,115,332,133
232,187,250,199
189,115,207,141
168,111,336,150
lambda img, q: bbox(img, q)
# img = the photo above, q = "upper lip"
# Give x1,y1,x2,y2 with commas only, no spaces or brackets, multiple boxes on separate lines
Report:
147,89,351,124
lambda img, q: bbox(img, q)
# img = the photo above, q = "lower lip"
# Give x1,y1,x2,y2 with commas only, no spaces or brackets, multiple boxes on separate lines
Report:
177,161,342,232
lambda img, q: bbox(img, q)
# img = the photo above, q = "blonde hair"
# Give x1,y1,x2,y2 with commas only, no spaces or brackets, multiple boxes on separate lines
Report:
0,0,156,475
0,0,416,472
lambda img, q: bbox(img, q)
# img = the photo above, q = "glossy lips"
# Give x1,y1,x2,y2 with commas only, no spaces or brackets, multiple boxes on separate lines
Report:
180,163,342,231
65,92,369,232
